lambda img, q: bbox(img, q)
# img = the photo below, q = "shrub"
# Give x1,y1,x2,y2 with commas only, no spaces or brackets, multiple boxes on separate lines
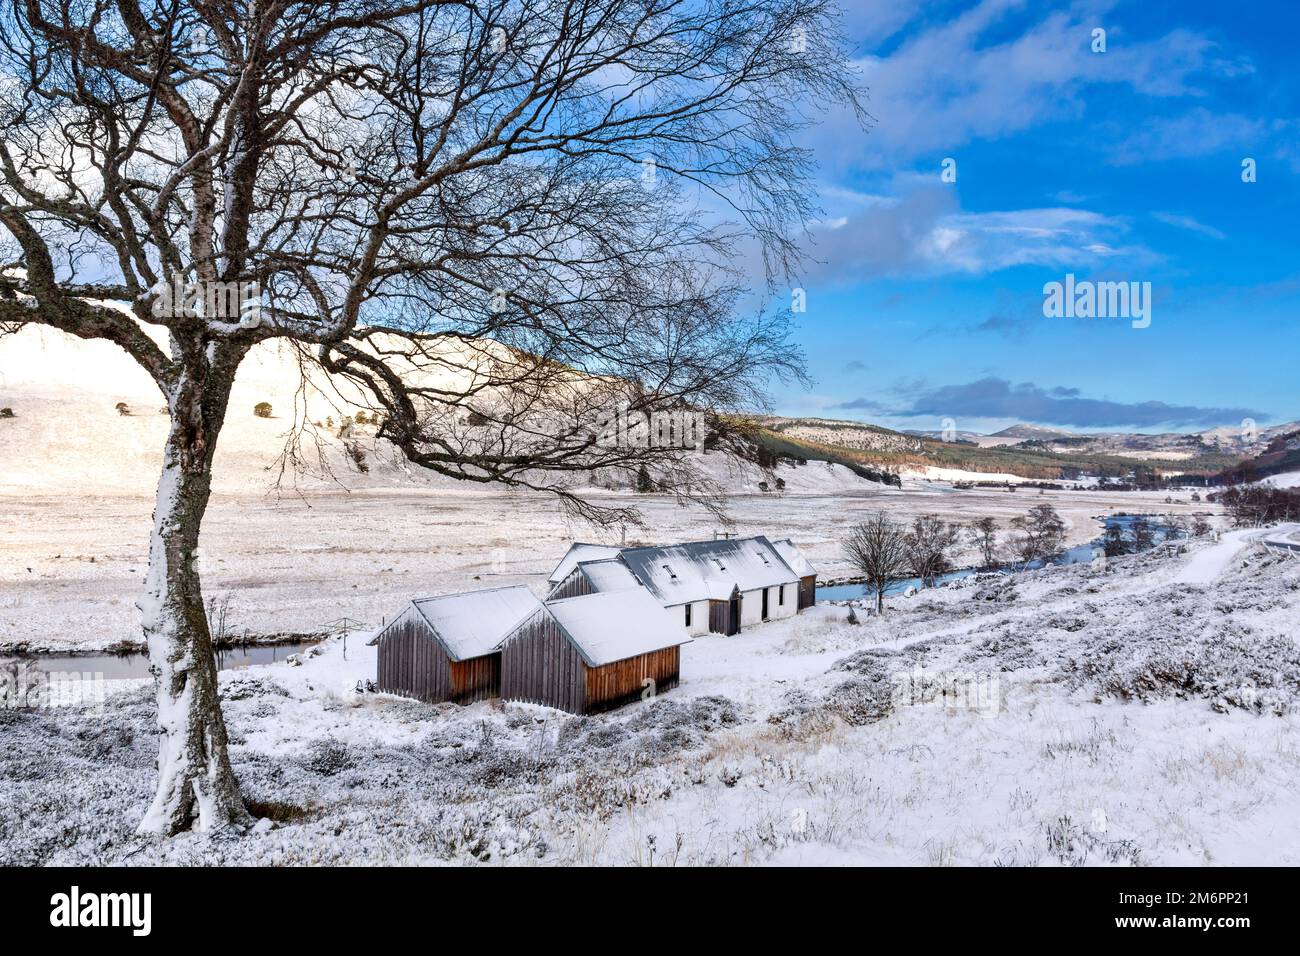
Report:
0,407,13,418
636,464,653,493
353,410,368,425
253,401,272,418
302,740,353,776
114,402,130,416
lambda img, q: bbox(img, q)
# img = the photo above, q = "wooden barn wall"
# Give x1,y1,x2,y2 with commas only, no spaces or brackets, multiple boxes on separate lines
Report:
547,569,596,602
449,654,502,704
377,614,501,704
585,646,680,714
500,614,587,714
798,575,817,609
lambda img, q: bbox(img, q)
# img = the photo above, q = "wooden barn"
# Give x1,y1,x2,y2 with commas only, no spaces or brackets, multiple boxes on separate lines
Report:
500,589,692,714
772,538,818,609
374,585,541,704
545,543,623,590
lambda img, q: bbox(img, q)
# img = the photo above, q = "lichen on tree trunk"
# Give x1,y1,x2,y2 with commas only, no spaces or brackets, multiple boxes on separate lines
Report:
136,358,251,837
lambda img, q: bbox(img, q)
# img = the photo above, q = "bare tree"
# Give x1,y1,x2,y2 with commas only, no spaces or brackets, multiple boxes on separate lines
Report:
0,0,864,835
905,514,958,587
1008,503,1066,568
1102,521,1129,558
968,516,999,568
843,511,910,615
1131,516,1155,551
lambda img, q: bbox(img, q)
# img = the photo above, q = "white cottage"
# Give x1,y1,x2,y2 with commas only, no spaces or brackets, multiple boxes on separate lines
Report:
547,536,804,635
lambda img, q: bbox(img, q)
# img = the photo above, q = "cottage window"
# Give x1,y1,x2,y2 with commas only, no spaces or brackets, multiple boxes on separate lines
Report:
779,585,785,606
662,563,677,579
684,604,692,626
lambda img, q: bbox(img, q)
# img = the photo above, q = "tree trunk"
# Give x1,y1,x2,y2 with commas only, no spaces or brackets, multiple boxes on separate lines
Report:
137,355,251,837
875,586,884,615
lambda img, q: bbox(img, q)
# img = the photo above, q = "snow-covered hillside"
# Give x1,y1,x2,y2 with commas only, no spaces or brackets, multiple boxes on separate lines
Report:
1261,471,1300,490
0,324,873,497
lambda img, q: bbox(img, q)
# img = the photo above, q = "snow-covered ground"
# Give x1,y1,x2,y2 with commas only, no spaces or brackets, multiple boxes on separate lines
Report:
3,529,1298,865
1260,470,1300,490
901,465,1041,484
0,485,1213,652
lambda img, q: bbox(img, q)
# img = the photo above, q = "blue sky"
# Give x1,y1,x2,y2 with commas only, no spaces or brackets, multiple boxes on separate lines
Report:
769,0,1300,434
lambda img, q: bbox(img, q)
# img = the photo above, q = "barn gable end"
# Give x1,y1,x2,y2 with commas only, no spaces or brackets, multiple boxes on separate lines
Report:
375,586,541,705
500,589,691,714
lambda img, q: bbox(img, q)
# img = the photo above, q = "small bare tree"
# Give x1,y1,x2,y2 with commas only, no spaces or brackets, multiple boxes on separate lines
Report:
1,0,864,835
843,511,910,615
1131,516,1155,551
968,516,999,568
1009,503,1066,567
905,514,959,587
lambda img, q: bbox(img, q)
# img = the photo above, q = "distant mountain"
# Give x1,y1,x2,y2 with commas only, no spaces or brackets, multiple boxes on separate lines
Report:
903,428,984,443
989,423,1075,440
987,421,1300,461
971,423,1078,448
744,414,1249,483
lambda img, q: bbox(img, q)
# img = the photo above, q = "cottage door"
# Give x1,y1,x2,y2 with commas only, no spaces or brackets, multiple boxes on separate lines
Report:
761,588,769,620
728,588,741,636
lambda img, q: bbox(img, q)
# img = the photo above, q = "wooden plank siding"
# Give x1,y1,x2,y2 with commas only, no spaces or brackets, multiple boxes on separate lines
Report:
376,611,500,704
707,590,742,635
546,568,596,601
708,599,729,635
585,646,679,714
501,612,681,715
449,654,501,704
798,575,816,609
500,612,587,714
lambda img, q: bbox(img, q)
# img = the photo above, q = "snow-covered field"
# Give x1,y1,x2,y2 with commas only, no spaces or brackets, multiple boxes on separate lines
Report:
3,529,1298,865
0,484,1211,652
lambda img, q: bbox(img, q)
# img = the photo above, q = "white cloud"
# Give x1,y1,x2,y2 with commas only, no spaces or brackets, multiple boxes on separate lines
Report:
801,184,1145,280
1150,211,1226,240
816,0,1247,170
1104,108,1292,165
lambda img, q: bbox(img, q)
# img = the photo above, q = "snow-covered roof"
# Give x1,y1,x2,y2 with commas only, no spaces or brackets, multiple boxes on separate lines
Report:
618,535,799,606
540,589,692,667
577,558,642,592
409,585,543,661
547,543,622,584
771,538,817,577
